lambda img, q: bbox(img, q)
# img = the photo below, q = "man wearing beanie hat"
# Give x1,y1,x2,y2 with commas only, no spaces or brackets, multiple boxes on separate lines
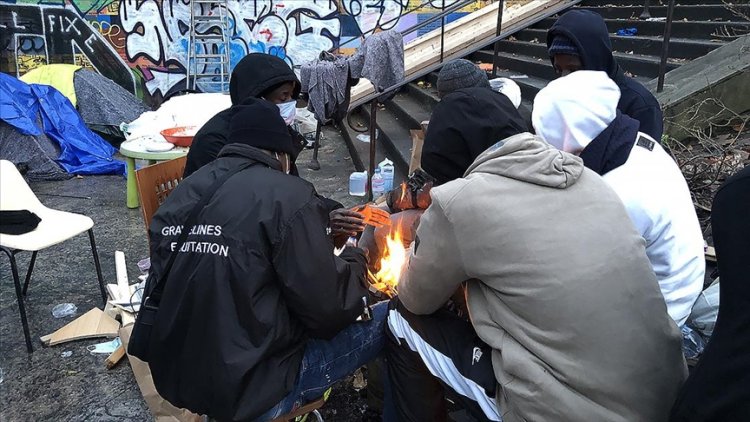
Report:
437,59,491,98
547,10,664,141
533,70,705,332
141,97,388,422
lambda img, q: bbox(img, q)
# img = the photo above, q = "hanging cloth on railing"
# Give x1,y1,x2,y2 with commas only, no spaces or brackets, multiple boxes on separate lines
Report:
300,55,355,123
348,30,405,103
300,30,405,123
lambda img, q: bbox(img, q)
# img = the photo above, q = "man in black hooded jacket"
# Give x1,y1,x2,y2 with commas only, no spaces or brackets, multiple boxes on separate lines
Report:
184,53,366,247
184,53,304,177
670,165,750,421
145,98,387,421
546,10,664,141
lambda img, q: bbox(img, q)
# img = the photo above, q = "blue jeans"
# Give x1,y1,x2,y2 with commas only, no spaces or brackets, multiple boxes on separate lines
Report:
254,301,389,421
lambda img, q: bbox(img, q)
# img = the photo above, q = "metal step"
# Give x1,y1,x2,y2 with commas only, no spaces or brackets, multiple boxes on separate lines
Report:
579,0,741,6
473,48,680,80
512,28,724,60
194,34,225,40
578,5,739,21
386,90,433,131
360,105,413,177
193,15,225,21
533,17,750,39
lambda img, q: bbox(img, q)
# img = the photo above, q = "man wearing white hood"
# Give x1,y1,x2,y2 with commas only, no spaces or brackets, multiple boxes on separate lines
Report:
532,70,705,329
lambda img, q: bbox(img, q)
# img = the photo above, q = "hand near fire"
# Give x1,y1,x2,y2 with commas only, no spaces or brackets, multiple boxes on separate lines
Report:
330,205,391,249
386,181,433,213
330,208,366,248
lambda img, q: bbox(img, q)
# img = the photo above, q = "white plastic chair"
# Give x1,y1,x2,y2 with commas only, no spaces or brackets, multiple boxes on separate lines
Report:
0,160,107,352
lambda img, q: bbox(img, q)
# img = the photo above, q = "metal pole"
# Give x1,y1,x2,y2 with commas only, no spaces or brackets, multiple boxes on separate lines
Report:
367,101,377,202
309,121,322,170
657,0,676,93
491,0,505,78
440,0,446,63
640,0,651,19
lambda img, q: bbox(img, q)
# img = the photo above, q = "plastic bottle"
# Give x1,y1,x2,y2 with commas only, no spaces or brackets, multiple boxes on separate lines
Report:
378,159,395,192
372,168,386,198
349,171,368,196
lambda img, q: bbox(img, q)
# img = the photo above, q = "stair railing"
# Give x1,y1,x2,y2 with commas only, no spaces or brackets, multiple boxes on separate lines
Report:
342,0,579,197
641,0,676,92
657,0,676,93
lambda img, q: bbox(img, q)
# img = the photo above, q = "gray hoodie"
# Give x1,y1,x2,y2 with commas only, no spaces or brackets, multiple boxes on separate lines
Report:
398,133,687,422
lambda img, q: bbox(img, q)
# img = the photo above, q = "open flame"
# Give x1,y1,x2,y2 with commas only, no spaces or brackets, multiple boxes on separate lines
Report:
372,228,407,294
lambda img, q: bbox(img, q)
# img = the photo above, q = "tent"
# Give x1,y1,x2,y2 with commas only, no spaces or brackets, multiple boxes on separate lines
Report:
0,73,125,180
20,65,151,141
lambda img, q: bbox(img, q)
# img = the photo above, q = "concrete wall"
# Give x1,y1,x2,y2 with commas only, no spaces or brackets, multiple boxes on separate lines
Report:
647,35,750,140
0,0,490,106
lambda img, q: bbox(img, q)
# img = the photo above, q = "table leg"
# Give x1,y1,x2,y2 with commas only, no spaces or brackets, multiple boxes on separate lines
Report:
126,156,139,208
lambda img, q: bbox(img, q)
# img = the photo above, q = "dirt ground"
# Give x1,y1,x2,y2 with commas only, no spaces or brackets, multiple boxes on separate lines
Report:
0,127,377,421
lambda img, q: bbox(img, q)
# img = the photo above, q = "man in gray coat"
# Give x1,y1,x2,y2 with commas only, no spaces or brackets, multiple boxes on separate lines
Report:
386,133,687,421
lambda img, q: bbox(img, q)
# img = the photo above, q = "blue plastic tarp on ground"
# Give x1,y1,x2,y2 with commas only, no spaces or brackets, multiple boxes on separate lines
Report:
0,73,125,176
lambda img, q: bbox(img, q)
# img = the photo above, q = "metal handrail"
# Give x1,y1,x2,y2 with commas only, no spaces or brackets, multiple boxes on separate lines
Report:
334,0,478,53
349,0,580,110
657,0,676,92
641,0,676,92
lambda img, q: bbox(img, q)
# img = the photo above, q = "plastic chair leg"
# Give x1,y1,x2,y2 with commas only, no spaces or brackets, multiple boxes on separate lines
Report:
87,229,108,304
21,250,38,296
1,246,34,353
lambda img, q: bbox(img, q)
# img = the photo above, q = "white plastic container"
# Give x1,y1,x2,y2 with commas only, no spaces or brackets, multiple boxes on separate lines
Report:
349,171,368,196
378,159,395,192
372,169,386,198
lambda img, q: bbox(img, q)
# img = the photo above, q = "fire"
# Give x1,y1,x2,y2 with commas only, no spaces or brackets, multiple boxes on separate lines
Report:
398,181,408,204
373,227,407,293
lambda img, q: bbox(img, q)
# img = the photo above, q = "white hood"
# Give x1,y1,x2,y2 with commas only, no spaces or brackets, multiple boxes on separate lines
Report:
532,71,620,154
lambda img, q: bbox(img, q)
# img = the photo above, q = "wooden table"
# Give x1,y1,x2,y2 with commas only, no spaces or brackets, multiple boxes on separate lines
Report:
119,138,188,208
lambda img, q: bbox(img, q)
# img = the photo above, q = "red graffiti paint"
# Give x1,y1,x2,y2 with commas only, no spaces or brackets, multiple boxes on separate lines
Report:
259,28,273,42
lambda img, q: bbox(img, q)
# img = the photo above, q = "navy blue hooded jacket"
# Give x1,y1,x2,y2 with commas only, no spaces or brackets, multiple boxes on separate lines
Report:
547,10,664,142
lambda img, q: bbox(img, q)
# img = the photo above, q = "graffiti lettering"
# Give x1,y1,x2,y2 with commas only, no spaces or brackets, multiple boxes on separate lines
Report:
2,0,480,105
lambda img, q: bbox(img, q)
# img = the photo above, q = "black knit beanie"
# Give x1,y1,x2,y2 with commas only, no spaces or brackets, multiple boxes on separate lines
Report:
437,59,490,97
548,35,580,57
228,98,294,156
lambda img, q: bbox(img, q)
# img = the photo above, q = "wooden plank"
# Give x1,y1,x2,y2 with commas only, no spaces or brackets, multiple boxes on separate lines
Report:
105,344,126,369
350,0,570,104
115,250,130,300
41,308,120,346
409,129,425,174
107,284,121,301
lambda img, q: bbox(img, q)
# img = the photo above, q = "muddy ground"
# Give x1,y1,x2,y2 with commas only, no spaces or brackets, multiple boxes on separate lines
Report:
0,127,377,421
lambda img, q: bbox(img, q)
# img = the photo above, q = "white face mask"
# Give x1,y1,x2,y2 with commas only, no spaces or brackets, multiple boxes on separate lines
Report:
277,101,297,126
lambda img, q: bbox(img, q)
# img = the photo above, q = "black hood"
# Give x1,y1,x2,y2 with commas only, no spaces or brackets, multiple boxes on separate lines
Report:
547,10,619,78
229,53,301,104
421,87,528,186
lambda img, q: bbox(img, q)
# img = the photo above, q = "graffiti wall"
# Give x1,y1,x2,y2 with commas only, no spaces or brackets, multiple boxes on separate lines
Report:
1,0,487,105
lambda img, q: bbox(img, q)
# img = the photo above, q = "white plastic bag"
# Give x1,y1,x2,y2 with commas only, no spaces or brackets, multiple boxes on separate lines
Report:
687,280,720,338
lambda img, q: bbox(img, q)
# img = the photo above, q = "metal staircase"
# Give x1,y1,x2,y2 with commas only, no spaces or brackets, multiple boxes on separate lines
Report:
186,0,231,93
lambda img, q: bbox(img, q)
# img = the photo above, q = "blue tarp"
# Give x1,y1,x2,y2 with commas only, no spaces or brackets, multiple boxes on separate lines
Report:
0,73,125,176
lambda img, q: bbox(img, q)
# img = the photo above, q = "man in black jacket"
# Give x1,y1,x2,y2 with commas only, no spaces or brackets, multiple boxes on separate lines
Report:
183,53,303,177
546,10,664,141
185,53,365,247
145,98,387,421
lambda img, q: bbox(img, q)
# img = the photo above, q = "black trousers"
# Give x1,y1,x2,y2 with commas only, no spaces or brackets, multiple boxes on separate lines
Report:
385,299,500,422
